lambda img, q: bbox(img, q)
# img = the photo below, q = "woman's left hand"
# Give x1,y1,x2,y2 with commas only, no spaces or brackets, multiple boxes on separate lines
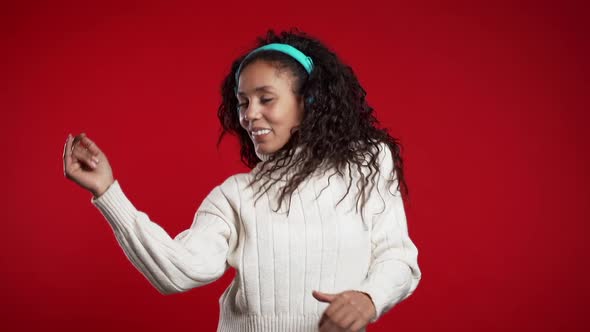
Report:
312,290,376,332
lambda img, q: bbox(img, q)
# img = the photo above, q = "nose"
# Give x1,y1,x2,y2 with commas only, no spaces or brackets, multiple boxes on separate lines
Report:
241,101,262,125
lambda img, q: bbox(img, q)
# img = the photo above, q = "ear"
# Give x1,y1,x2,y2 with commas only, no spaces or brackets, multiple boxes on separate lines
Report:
297,95,306,114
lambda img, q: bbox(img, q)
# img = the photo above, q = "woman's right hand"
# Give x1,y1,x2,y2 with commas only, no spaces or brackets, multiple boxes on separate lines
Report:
63,133,115,198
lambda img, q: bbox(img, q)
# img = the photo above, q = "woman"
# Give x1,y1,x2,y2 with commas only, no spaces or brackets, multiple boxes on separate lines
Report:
63,28,422,332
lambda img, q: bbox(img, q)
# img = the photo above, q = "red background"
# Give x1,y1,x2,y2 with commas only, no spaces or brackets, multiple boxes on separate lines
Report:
2,0,588,331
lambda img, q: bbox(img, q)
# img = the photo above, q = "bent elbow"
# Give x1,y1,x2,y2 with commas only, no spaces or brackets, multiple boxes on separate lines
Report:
153,282,182,296
402,272,421,301
158,288,176,296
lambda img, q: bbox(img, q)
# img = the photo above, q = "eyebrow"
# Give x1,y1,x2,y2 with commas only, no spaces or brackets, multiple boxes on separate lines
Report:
237,85,275,97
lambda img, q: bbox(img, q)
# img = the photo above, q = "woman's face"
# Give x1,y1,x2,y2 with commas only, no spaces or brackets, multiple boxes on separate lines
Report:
236,60,304,156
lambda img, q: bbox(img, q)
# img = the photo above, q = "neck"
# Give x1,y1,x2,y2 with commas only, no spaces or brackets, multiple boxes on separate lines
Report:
256,150,272,162
253,145,305,177
256,144,304,163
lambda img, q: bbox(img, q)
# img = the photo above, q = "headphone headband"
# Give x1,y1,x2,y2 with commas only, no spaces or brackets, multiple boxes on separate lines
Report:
234,43,314,93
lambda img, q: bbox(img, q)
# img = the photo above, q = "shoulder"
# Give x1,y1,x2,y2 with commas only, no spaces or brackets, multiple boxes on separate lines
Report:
375,141,394,174
220,172,253,192
197,173,245,218
369,139,391,159
211,173,247,202
363,141,399,197
358,140,394,175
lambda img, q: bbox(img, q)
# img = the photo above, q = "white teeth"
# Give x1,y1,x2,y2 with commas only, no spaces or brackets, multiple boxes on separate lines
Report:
252,129,271,136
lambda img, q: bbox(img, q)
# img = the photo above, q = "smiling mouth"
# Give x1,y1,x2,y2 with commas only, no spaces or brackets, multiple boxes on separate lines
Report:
252,130,271,141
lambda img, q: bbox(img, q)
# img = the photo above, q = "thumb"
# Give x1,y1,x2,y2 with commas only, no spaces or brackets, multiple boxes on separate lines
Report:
312,290,337,303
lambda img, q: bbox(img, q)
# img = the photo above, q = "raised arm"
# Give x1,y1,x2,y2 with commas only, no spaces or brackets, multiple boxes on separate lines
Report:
91,179,239,295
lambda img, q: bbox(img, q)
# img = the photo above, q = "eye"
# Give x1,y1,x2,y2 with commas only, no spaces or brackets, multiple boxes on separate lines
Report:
237,98,273,110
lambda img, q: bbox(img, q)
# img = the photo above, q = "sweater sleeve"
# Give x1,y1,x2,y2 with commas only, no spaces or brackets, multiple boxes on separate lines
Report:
352,142,422,322
90,179,239,295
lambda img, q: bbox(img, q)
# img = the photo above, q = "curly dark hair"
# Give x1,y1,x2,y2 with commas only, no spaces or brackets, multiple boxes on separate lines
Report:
216,27,410,216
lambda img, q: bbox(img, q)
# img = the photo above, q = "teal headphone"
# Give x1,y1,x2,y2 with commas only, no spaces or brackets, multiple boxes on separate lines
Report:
234,43,315,105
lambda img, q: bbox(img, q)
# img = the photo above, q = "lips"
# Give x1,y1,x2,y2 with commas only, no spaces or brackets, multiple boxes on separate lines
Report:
251,129,272,143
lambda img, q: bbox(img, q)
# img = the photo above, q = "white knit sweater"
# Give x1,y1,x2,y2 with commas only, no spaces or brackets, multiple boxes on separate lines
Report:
91,142,422,331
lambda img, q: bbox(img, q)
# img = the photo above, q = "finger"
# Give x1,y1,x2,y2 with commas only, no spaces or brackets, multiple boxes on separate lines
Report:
313,290,337,303
319,319,339,332
79,135,101,166
79,134,102,156
332,306,357,330
322,301,347,330
349,319,367,332
71,133,93,154
64,134,72,159
71,133,83,149
326,304,356,330
71,142,98,170
65,134,86,175
323,295,346,318
80,133,102,167
63,134,73,175
318,312,332,328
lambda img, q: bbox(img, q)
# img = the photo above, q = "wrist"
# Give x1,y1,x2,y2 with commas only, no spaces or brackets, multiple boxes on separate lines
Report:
355,291,377,319
93,178,114,198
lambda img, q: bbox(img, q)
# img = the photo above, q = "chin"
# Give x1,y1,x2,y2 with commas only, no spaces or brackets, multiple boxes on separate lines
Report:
256,147,274,155
254,138,287,154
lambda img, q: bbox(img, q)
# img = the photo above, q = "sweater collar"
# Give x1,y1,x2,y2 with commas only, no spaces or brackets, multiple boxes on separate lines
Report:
252,145,305,182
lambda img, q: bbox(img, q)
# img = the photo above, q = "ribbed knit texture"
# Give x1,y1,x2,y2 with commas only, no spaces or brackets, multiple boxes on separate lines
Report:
91,141,421,331
255,149,271,162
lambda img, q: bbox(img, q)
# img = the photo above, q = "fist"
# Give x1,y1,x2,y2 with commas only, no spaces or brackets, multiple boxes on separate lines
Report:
313,290,376,332
63,133,114,197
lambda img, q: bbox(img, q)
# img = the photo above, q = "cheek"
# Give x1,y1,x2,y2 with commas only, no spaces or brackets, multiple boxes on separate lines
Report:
274,106,301,126
238,113,247,128
264,104,301,136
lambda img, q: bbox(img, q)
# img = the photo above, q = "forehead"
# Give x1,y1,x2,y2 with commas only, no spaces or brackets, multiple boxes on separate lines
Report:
236,60,293,96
